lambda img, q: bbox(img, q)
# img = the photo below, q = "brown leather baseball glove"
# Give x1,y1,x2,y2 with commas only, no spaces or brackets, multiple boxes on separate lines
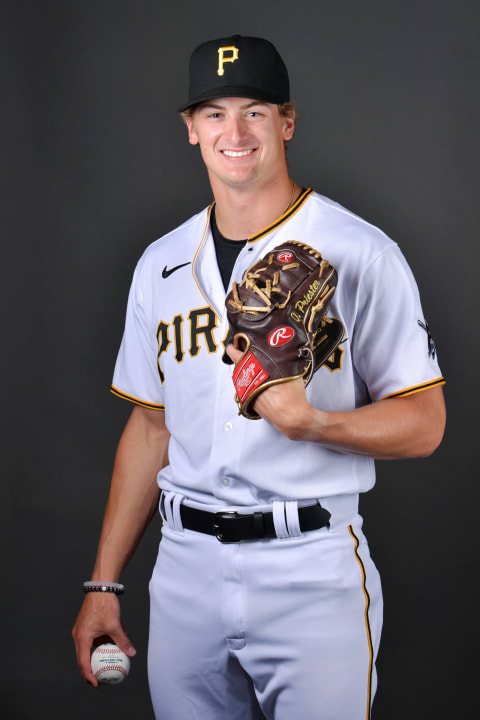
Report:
225,241,344,419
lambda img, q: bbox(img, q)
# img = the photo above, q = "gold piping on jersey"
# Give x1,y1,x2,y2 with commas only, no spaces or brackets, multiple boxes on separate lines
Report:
247,187,314,243
383,376,445,400
348,525,374,720
191,203,220,320
192,190,312,316
110,385,165,411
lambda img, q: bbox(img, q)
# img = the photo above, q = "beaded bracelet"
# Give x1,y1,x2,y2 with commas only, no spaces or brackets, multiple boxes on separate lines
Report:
83,581,125,595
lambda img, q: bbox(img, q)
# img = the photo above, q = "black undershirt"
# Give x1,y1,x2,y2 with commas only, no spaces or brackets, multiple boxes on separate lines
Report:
211,205,247,291
211,189,307,290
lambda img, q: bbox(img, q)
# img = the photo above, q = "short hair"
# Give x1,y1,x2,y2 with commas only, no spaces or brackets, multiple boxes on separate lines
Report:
180,102,299,151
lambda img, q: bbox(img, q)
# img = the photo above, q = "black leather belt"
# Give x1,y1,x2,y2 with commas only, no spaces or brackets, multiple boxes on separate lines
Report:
180,503,331,543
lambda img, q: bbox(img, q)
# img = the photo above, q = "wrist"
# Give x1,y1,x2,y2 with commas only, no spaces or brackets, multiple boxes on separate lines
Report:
83,581,125,596
293,404,328,442
278,398,321,442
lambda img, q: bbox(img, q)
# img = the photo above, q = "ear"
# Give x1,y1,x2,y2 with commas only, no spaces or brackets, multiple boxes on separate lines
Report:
186,117,199,146
282,114,295,142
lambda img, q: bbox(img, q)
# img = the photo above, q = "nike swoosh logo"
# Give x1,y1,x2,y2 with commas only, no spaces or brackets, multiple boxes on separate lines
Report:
162,261,191,279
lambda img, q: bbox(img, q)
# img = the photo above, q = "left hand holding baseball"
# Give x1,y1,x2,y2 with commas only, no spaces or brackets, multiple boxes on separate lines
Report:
90,642,131,685
72,592,136,688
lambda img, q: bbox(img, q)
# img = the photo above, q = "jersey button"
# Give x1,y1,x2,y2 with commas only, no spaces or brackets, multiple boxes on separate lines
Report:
221,477,231,487
224,421,233,432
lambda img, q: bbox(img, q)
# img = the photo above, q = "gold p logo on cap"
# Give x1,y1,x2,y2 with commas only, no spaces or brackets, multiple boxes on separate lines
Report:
217,45,239,76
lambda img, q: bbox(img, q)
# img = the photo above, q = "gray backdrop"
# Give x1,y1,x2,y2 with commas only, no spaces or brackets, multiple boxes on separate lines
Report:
3,0,479,717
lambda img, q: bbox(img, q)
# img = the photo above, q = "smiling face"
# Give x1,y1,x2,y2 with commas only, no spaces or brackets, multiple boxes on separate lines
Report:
185,98,295,192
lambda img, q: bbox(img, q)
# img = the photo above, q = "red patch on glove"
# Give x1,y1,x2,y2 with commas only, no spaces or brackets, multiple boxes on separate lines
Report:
277,251,294,263
233,352,270,402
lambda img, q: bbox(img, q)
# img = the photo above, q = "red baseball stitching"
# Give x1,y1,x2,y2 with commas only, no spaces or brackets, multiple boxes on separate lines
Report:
94,665,127,678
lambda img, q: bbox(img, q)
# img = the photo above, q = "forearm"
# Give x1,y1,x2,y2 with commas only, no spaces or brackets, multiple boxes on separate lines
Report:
73,405,169,684
295,390,446,459
253,380,446,460
91,405,169,582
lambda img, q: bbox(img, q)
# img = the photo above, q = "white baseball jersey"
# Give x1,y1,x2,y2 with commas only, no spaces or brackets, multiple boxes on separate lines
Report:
112,188,444,506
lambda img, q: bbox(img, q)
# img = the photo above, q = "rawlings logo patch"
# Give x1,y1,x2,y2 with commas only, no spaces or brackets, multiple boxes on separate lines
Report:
236,362,256,388
277,251,294,263
268,327,294,347
233,352,269,402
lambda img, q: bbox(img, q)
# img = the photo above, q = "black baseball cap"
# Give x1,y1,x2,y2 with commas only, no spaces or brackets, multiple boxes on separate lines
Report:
178,35,290,112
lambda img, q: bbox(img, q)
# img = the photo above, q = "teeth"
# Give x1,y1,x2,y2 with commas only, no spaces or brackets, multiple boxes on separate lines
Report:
222,149,253,157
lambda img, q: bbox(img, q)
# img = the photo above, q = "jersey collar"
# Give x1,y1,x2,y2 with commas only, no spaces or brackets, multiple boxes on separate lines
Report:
247,187,313,243
207,187,314,245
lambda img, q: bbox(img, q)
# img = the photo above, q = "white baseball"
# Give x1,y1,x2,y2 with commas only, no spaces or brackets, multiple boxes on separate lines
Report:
91,643,131,685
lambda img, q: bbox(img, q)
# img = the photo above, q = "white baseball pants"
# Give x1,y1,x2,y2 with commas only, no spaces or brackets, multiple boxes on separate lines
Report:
148,494,383,720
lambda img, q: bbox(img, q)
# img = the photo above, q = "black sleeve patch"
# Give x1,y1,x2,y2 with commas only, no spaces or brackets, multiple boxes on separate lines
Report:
417,319,437,360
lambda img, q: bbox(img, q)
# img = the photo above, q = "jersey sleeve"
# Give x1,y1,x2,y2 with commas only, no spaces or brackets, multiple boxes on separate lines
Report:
111,260,165,411
351,245,444,402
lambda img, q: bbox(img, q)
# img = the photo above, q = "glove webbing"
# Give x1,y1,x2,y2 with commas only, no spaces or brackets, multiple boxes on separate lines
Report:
229,256,335,334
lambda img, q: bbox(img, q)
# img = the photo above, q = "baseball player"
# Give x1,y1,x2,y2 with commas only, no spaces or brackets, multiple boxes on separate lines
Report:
73,35,446,720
